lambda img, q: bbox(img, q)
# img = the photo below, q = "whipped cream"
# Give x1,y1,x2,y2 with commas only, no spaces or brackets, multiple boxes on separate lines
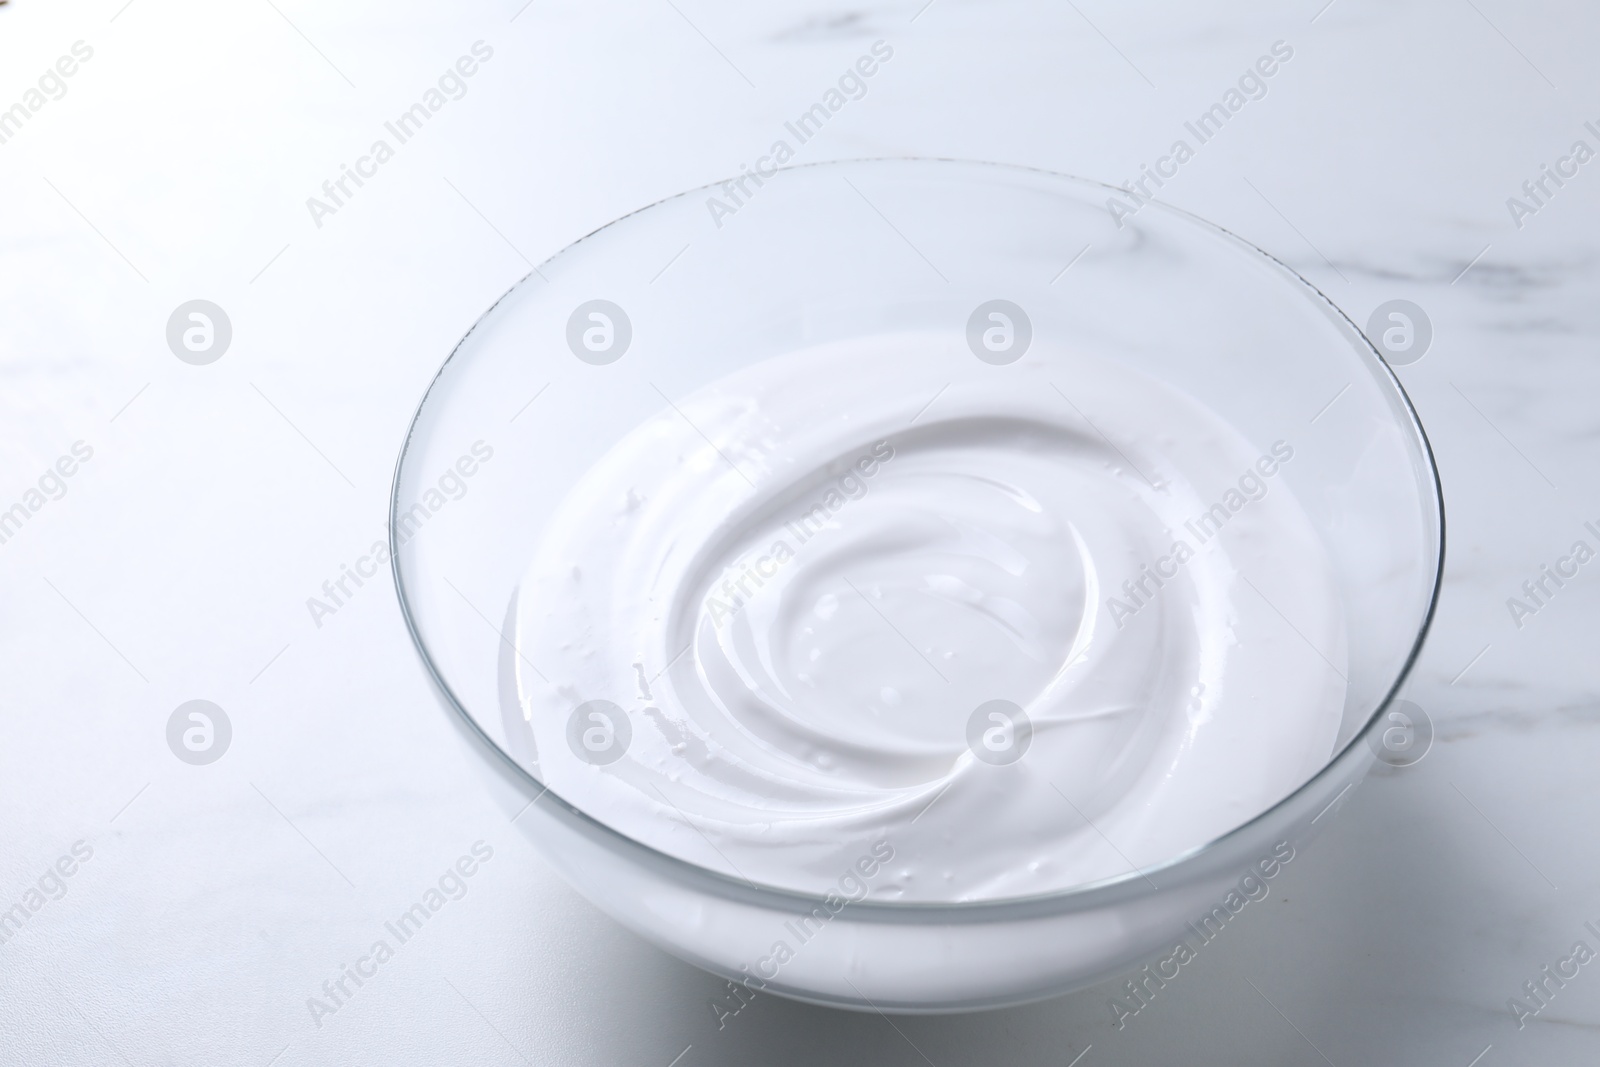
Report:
512,333,1346,901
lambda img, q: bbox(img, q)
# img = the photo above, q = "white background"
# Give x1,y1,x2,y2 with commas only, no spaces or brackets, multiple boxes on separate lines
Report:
1,0,1597,1064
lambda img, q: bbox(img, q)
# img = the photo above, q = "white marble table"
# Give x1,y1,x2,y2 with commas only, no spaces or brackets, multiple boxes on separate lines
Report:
1,0,1596,1063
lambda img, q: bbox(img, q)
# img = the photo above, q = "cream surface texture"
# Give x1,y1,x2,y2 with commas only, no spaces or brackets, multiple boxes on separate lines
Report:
513,335,1347,901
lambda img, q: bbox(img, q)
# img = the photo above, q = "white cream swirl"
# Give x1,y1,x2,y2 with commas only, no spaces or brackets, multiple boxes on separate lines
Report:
513,333,1346,901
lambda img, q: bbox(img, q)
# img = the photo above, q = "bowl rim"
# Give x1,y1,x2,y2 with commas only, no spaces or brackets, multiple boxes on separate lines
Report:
389,155,1446,919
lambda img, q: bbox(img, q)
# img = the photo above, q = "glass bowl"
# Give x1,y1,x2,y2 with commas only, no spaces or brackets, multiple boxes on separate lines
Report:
390,158,1443,1012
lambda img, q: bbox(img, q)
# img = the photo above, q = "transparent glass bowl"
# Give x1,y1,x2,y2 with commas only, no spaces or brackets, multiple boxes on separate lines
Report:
390,159,1443,1012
